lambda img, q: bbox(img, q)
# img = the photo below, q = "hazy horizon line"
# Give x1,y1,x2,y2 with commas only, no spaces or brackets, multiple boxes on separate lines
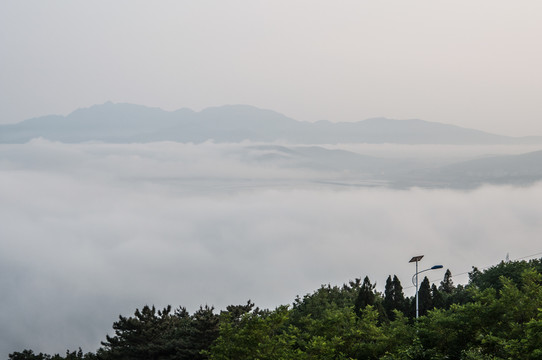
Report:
6,100,539,139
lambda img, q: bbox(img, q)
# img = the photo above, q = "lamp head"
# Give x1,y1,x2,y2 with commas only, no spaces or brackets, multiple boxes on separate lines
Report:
431,265,444,270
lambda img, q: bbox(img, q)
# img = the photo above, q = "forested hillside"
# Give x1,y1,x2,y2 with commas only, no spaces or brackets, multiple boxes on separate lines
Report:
9,259,542,360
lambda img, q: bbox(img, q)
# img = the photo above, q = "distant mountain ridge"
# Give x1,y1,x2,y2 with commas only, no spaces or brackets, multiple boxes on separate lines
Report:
1,102,541,144
239,144,542,188
394,149,542,188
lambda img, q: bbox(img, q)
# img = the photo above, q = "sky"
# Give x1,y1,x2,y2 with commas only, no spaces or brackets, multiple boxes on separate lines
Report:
1,140,542,355
1,1,542,136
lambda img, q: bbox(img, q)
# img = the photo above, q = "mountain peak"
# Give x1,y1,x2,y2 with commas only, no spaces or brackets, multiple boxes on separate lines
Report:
1,103,540,145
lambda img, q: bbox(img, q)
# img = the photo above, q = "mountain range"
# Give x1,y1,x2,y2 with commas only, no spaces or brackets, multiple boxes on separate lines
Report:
2,102,542,188
399,149,542,188
239,144,542,189
2,102,541,145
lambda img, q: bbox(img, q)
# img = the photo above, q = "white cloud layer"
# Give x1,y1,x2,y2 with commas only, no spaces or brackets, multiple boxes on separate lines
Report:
1,141,541,355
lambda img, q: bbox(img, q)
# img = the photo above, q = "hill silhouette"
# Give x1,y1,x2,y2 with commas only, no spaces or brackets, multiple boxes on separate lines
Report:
2,102,541,145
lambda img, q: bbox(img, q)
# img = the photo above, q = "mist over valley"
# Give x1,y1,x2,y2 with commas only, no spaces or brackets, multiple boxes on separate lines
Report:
1,118,542,354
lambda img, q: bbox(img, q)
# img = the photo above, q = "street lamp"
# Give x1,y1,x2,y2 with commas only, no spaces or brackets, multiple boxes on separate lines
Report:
409,255,443,318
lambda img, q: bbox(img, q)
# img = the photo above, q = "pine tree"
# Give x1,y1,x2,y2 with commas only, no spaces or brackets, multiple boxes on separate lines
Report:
431,283,444,309
100,305,176,360
392,275,406,313
383,275,394,318
439,269,454,294
98,304,219,360
383,275,406,320
418,277,433,317
189,305,220,360
8,350,51,360
224,300,255,324
354,276,376,316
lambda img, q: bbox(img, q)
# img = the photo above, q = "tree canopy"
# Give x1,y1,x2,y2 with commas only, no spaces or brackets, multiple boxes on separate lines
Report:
10,258,542,360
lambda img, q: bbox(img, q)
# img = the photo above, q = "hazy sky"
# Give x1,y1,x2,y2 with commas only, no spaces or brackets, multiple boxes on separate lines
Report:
1,1,542,136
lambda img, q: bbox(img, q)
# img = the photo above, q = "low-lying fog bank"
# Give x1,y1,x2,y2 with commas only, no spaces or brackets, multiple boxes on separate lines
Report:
1,141,541,355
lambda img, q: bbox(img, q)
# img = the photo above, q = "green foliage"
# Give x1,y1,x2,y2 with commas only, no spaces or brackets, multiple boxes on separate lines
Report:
9,349,97,360
208,305,298,360
290,278,362,323
431,284,444,310
383,275,407,320
439,269,454,294
98,304,218,360
417,277,433,317
13,259,542,360
407,267,542,360
354,276,376,316
469,258,542,292
9,350,53,360
99,305,178,360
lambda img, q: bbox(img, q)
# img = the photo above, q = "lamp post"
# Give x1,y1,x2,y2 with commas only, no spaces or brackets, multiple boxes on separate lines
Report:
409,255,443,318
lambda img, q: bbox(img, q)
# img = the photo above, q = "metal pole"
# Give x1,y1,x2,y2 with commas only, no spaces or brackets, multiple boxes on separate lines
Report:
409,255,427,319
415,259,419,318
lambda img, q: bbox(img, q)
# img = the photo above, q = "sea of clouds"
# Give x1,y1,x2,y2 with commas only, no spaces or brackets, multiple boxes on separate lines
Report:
1,140,541,355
